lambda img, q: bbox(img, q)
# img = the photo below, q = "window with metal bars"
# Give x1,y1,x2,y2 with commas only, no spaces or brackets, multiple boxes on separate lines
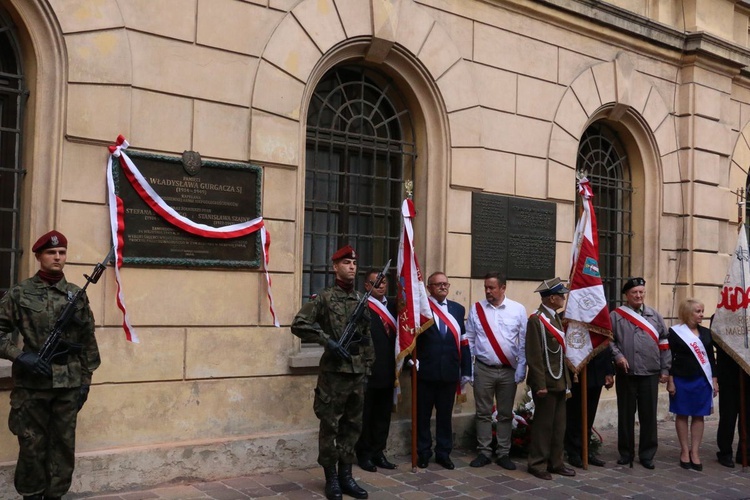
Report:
303,65,415,303
0,9,25,299
576,123,632,309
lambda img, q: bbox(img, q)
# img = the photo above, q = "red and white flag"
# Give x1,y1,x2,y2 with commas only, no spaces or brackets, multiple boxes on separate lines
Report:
564,177,613,372
712,227,750,376
395,198,434,379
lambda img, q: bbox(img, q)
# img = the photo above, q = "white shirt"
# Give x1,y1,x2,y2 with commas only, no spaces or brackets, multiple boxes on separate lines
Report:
466,297,528,383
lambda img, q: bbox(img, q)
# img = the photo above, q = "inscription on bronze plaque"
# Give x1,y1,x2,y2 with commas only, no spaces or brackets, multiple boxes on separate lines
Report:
471,193,556,280
114,150,262,268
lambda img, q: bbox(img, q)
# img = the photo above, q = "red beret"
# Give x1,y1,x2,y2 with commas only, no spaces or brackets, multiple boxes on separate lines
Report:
32,230,67,253
331,245,356,262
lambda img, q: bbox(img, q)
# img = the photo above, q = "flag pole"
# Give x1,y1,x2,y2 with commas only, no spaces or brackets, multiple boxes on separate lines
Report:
741,371,748,470
411,348,418,471
581,369,589,470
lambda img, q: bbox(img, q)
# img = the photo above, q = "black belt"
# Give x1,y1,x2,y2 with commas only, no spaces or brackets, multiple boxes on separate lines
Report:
477,359,513,369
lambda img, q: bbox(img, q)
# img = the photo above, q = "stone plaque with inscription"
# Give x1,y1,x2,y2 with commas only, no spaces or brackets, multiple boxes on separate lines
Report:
114,150,262,268
471,193,556,280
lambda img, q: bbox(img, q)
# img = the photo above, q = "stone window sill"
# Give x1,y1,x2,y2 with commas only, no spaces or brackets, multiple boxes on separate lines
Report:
288,345,322,370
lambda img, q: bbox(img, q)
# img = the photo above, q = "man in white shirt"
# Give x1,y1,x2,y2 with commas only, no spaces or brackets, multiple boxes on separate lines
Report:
466,272,528,470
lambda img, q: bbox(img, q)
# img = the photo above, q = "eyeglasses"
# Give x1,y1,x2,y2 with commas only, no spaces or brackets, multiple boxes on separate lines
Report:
429,282,450,288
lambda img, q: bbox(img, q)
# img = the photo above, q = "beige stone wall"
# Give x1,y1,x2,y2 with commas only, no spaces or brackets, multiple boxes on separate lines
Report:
2,0,750,494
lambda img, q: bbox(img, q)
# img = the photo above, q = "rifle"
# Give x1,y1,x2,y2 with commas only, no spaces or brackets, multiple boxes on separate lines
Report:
38,246,114,364
337,259,391,359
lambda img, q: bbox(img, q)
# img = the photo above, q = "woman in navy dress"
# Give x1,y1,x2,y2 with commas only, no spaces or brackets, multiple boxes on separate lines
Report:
667,299,718,471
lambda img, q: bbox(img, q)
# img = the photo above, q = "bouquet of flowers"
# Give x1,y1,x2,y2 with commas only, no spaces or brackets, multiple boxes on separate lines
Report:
510,388,535,457
490,387,604,458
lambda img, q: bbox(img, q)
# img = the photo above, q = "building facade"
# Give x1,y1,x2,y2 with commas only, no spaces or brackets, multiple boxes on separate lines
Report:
1,0,750,495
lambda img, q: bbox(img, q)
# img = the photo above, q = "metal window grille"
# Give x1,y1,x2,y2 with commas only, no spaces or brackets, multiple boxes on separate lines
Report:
576,123,632,309
0,9,25,298
303,66,415,302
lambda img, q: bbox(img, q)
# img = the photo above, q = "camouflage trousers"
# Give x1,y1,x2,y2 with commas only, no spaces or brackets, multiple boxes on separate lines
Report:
8,387,79,497
314,371,365,467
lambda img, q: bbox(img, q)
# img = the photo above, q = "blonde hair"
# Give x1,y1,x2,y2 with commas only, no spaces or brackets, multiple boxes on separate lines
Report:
678,298,703,324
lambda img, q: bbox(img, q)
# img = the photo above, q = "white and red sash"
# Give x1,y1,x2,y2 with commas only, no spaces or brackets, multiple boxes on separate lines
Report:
368,297,396,335
671,324,713,385
536,311,566,353
474,302,516,368
429,297,462,352
615,306,669,351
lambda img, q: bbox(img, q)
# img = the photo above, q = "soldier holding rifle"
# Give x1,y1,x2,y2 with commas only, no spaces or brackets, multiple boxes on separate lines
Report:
291,245,375,500
0,231,102,500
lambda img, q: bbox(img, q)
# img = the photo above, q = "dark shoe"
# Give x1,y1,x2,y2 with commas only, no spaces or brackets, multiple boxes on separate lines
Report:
470,454,492,468
567,454,583,468
323,465,343,500
358,458,377,472
417,456,429,469
689,454,703,472
640,459,655,469
338,462,368,499
496,455,516,470
23,496,43,500
548,466,576,477
718,455,735,468
679,459,691,470
528,467,552,480
435,456,455,470
372,454,397,470
616,456,632,465
588,455,605,467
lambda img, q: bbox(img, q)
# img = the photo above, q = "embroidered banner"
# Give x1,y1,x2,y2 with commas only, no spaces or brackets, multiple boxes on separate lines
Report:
564,177,613,372
712,228,750,376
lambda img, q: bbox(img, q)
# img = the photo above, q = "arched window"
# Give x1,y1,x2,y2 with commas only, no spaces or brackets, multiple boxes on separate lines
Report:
303,65,415,301
576,123,632,308
0,9,25,297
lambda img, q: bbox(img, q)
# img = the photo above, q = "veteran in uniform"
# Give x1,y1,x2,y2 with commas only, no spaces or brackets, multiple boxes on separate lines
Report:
525,278,575,480
0,231,100,500
610,277,670,469
291,245,373,500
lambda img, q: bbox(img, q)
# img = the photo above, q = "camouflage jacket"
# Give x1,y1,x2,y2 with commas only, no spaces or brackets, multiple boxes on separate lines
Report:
291,284,373,374
0,274,100,389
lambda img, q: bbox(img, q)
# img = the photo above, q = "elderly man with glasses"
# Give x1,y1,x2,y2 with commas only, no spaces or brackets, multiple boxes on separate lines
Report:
413,272,471,469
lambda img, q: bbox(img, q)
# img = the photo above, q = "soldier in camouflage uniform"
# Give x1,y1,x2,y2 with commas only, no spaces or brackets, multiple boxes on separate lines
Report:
291,245,373,500
0,231,100,500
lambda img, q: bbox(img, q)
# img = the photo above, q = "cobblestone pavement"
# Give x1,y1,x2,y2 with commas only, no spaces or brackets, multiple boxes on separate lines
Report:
71,419,750,499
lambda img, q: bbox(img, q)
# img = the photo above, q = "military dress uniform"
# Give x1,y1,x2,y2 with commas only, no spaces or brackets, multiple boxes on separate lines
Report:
525,279,572,479
0,231,100,500
291,245,373,500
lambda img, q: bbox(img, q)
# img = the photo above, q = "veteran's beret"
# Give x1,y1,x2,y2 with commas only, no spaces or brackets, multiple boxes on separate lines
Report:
621,277,646,294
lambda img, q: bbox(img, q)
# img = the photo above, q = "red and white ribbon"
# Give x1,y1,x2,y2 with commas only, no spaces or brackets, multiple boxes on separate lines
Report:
107,135,279,340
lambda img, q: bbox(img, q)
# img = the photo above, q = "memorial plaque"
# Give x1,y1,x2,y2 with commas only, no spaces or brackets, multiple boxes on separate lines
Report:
471,193,556,280
114,150,262,268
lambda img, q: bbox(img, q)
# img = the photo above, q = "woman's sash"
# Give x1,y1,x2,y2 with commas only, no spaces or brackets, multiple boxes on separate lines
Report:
672,323,712,385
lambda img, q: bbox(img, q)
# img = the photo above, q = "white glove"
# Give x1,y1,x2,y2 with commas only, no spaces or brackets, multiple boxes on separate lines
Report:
461,375,473,387
407,359,420,371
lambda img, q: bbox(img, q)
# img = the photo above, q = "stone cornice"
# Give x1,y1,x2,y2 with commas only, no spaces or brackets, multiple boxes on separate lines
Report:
530,0,750,70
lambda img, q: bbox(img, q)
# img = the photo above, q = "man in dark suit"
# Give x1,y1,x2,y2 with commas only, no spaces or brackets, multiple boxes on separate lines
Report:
564,345,614,468
415,271,471,469
356,269,398,473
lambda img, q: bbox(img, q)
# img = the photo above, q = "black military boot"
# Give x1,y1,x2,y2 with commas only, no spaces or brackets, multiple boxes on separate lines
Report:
23,495,43,500
338,461,368,499
323,464,343,500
